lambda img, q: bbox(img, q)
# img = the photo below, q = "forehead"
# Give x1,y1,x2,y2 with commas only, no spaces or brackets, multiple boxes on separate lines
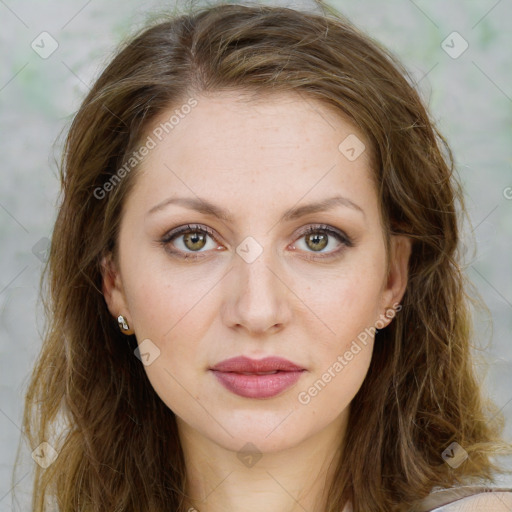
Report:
147,89,369,153
127,90,379,225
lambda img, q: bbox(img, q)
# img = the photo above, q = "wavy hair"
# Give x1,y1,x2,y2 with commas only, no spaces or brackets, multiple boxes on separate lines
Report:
15,2,509,511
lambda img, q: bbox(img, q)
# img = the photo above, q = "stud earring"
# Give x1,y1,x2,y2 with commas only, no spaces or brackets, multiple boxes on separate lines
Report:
117,315,134,335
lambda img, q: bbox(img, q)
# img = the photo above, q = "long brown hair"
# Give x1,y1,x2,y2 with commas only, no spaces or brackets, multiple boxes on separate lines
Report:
15,2,510,511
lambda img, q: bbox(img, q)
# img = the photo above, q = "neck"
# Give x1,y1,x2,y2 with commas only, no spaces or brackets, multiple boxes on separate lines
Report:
178,412,348,512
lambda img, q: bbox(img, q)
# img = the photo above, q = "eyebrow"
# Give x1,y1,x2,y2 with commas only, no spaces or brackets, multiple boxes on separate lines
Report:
146,195,365,222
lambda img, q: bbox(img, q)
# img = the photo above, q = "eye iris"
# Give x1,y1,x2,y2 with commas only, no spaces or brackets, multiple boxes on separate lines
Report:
172,227,339,254
183,231,207,251
306,232,328,251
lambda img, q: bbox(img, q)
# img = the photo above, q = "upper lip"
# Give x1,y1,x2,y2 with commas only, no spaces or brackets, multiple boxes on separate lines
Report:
210,356,304,373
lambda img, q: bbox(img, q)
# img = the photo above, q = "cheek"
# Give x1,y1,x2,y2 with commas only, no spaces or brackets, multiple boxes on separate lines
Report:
123,257,209,339
123,267,207,411
292,252,385,393
121,258,221,394
299,341,374,421
296,259,385,338
297,307,376,415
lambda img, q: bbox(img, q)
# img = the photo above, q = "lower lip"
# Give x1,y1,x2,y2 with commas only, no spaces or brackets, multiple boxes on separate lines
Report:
211,370,304,399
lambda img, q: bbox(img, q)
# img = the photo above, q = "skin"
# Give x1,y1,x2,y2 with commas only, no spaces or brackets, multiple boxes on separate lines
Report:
102,91,412,512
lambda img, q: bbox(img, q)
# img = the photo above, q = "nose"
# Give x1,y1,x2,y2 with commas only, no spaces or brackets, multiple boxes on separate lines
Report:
221,246,293,336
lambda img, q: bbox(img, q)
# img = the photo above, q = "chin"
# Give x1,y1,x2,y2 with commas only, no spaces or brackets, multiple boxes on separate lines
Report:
205,411,313,453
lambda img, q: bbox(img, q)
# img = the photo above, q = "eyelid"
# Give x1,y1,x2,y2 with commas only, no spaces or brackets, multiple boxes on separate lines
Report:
161,223,218,243
289,224,353,260
295,224,353,246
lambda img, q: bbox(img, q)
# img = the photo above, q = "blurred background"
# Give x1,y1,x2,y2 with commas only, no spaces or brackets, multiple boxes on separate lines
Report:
1,0,511,509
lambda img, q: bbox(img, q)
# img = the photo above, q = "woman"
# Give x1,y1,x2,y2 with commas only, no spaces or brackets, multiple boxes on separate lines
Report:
17,1,512,511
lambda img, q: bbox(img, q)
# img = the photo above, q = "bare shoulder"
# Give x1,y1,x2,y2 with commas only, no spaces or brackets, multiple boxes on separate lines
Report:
439,491,512,511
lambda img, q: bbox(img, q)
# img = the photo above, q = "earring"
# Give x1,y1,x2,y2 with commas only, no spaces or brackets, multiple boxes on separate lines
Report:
117,315,134,335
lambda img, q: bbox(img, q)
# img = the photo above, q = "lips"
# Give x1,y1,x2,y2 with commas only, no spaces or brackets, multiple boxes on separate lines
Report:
210,355,304,373
210,356,305,399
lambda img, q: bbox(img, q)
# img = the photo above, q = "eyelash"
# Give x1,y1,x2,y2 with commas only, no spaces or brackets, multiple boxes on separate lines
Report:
159,223,353,261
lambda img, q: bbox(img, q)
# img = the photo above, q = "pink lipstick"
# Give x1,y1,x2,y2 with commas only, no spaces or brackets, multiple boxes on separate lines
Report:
210,356,305,399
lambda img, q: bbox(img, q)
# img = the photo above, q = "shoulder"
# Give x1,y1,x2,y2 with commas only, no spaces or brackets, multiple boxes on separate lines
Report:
419,488,512,512
438,491,512,511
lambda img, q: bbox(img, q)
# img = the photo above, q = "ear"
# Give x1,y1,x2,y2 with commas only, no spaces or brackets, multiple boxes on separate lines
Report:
378,235,412,325
100,252,132,325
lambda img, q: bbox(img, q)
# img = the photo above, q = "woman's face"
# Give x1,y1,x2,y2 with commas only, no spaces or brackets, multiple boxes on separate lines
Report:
102,91,410,453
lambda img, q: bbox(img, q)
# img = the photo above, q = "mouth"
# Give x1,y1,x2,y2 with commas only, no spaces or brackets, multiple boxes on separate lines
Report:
237,370,280,375
209,356,306,399
210,355,305,374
